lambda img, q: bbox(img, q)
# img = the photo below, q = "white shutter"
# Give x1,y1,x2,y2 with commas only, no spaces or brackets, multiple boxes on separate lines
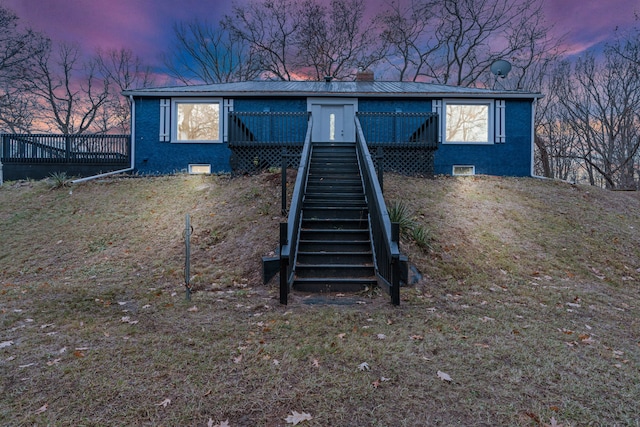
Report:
495,100,506,143
159,99,170,142
433,100,443,143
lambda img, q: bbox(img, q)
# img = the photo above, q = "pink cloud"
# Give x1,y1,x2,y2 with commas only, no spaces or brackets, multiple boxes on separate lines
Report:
2,0,231,62
3,0,638,73
544,0,639,54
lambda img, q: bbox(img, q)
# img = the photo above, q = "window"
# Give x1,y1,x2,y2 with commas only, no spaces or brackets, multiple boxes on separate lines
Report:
188,164,211,174
453,165,475,176
172,99,222,143
438,100,497,144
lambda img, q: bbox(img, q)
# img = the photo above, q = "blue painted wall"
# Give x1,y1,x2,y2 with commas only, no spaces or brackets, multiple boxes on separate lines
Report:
433,99,532,176
359,98,432,113
134,97,232,174
234,97,307,112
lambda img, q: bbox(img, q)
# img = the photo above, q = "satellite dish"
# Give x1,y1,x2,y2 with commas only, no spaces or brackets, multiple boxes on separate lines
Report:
490,59,512,78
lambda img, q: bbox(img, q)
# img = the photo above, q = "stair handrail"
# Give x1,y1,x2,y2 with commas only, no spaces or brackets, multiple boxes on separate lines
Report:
280,114,313,304
354,117,401,305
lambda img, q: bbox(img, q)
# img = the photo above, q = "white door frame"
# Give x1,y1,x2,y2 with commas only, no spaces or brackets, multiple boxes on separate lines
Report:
307,98,358,142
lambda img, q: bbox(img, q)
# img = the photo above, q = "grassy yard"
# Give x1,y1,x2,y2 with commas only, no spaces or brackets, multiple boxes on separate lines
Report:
1,172,639,426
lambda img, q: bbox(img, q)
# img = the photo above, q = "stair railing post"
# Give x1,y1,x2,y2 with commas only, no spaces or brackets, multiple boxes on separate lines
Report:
281,148,287,215
391,222,401,305
376,146,384,193
279,222,289,305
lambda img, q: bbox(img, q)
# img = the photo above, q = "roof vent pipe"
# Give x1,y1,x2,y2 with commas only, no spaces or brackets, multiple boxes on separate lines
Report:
324,76,332,82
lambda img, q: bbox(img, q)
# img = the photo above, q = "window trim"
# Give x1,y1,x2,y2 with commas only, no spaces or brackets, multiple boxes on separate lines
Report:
441,99,495,145
171,98,223,143
452,165,476,176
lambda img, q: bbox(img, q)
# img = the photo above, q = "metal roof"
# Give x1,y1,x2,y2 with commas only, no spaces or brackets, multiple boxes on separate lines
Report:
123,80,542,99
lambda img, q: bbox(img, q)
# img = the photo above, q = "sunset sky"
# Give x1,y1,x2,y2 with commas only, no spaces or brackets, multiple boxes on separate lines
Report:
3,0,639,72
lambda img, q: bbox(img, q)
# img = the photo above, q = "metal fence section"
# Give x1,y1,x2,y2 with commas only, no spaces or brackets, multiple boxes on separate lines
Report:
1,134,130,164
228,112,309,173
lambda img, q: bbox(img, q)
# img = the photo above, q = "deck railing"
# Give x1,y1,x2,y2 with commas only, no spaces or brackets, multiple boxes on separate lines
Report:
355,112,439,148
1,134,130,164
355,116,401,305
228,112,310,146
279,115,313,305
227,111,439,175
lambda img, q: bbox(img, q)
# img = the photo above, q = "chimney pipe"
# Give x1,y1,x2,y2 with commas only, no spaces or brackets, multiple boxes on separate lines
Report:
355,69,374,82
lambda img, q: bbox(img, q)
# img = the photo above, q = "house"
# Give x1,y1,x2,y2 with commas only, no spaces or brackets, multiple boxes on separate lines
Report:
122,79,542,177
123,78,542,305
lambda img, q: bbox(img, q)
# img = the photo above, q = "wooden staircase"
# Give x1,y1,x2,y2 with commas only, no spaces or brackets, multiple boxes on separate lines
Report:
293,142,377,293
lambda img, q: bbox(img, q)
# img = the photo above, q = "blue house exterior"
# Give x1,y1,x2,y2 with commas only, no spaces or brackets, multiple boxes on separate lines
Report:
123,81,541,177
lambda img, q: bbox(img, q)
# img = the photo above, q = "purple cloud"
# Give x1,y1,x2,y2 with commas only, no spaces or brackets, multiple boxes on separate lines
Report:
3,0,639,72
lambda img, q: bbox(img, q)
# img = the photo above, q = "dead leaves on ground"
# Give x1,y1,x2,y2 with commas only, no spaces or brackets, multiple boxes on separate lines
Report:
437,370,453,382
34,403,48,414
285,410,313,425
357,362,370,371
155,398,171,408
204,411,313,426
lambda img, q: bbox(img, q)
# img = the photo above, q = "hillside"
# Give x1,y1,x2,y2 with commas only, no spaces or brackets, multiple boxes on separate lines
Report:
1,173,639,426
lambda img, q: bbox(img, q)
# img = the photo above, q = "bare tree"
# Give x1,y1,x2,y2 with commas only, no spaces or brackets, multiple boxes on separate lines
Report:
534,70,582,180
222,0,381,81
164,20,261,84
374,1,434,81
0,84,39,133
95,47,155,133
0,4,49,132
375,0,561,88
24,42,110,135
610,16,640,66
554,48,640,189
295,0,383,80
223,0,303,81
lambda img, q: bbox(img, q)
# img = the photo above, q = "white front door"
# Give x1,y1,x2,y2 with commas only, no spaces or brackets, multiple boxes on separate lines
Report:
308,98,357,143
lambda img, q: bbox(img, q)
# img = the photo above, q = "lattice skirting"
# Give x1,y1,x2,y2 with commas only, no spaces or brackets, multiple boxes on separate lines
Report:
229,146,436,176
368,147,437,176
229,146,303,174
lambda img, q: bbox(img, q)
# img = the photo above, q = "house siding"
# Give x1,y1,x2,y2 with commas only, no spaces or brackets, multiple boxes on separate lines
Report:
433,99,533,176
134,97,231,174
358,98,432,113
233,97,307,113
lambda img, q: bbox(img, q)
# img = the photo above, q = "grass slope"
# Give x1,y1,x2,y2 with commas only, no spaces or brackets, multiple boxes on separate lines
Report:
1,173,639,426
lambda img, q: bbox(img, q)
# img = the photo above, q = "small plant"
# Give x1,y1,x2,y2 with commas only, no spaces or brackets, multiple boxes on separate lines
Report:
387,200,415,237
258,202,271,215
48,172,70,189
411,225,432,251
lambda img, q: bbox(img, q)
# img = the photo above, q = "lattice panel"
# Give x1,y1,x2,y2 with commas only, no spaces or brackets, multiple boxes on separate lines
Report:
368,147,436,176
230,146,436,176
229,146,302,174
